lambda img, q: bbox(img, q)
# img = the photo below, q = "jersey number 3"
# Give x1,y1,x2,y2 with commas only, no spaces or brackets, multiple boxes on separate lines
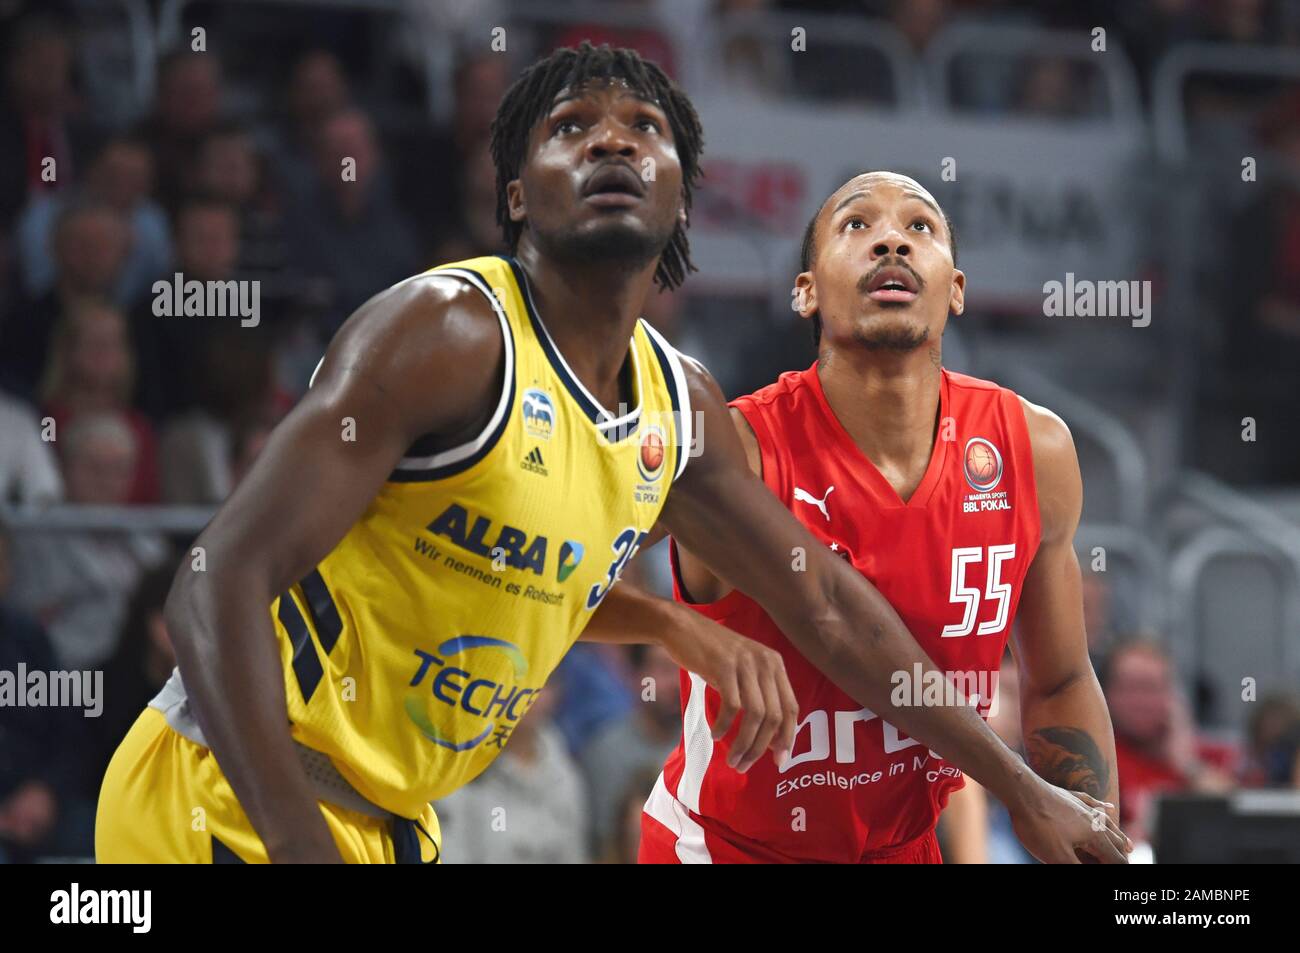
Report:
941,544,1015,638
586,527,649,610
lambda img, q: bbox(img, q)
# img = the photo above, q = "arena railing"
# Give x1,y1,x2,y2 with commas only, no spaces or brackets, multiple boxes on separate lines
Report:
993,365,1149,530
705,10,922,109
1151,42,1300,164
922,22,1143,123
0,503,214,537
1168,524,1300,729
1162,473,1300,709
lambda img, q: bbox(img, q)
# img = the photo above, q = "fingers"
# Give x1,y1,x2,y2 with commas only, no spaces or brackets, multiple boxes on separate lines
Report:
711,668,740,742
1086,825,1130,864
771,654,798,766
1073,792,1133,853
734,663,783,773
726,657,765,770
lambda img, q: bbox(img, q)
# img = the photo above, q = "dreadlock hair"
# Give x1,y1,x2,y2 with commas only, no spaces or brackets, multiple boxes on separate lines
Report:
490,42,704,292
799,175,958,347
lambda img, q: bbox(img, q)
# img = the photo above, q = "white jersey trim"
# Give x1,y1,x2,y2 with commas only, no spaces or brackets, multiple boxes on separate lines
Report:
639,319,694,483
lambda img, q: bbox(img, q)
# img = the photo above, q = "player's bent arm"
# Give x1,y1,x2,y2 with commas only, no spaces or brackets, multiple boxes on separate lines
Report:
673,407,761,604
656,359,1127,863
579,580,798,770
163,276,504,863
1011,399,1125,830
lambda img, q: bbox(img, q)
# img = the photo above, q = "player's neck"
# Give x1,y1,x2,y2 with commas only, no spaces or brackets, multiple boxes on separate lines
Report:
817,344,943,474
515,242,655,412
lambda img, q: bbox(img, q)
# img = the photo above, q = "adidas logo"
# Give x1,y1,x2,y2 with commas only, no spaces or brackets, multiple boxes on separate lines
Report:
521,446,548,476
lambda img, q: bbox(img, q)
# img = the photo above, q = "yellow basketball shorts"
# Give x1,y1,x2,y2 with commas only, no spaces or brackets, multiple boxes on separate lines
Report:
96,707,441,864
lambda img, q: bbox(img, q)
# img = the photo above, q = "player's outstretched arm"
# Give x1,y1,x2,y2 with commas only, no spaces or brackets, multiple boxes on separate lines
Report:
1011,399,1128,844
656,357,1127,863
163,275,504,863
580,579,798,771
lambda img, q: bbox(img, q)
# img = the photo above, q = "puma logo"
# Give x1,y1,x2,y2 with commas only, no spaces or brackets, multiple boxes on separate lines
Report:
793,485,834,522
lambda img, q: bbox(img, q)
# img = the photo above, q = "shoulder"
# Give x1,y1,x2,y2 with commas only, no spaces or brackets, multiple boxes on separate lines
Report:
1017,395,1076,474
1016,395,1080,540
311,269,507,437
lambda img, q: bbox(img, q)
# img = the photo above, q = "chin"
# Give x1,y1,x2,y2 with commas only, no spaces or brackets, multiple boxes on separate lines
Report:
852,315,931,352
547,216,671,267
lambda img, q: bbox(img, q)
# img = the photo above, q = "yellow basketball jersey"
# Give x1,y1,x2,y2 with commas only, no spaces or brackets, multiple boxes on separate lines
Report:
270,255,693,818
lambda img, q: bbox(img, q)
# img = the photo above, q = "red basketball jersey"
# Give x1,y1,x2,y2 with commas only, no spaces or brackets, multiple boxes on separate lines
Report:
644,364,1042,863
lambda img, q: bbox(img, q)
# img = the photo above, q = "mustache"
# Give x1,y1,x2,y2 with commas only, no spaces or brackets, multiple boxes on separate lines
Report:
857,259,925,294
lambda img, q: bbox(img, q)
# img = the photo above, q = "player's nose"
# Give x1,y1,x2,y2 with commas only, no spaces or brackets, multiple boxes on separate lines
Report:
871,227,911,259
585,118,638,162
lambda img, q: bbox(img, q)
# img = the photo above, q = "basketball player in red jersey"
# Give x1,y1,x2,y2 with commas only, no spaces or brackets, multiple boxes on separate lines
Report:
639,171,1128,864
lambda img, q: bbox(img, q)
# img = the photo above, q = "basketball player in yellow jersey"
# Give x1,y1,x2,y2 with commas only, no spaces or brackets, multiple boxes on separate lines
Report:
97,43,1126,864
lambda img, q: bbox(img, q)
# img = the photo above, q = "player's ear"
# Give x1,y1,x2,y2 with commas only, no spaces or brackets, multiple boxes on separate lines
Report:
949,269,966,317
677,205,687,228
793,272,816,318
507,179,526,223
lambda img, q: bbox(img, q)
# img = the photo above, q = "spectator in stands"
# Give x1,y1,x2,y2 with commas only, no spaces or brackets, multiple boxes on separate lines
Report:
891,0,950,54
0,519,88,862
16,134,172,308
5,411,168,668
435,690,590,863
1014,57,1090,119
580,645,683,858
85,560,176,800
158,333,282,504
607,767,662,863
1219,90,1300,482
549,643,637,755
0,199,130,400
1101,637,1236,843
275,49,351,182
1240,694,1300,788
0,390,62,505
134,196,246,420
281,107,419,335
0,13,87,225
193,122,285,279
553,2,677,78
39,301,159,504
401,54,509,264
136,51,226,213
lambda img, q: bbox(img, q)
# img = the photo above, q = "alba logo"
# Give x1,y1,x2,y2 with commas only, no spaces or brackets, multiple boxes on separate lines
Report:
557,540,585,582
963,437,1003,493
522,388,556,440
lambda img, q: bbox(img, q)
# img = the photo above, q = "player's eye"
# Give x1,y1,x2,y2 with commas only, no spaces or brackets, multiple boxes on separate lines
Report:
635,117,662,134
552,119,582,136
910,219,933,233
844,218,866,231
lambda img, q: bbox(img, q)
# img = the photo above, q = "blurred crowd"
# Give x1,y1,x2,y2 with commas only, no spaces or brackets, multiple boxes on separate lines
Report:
1,0,1299,862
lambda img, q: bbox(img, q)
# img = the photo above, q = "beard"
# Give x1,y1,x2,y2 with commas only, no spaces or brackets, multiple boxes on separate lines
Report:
532,213,675,275
853,318,930,352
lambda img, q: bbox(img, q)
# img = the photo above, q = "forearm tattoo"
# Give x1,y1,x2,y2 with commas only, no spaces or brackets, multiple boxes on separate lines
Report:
1026,727,1110,798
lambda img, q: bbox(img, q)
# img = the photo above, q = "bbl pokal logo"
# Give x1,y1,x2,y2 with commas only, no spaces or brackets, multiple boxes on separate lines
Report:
963,437,1003,493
